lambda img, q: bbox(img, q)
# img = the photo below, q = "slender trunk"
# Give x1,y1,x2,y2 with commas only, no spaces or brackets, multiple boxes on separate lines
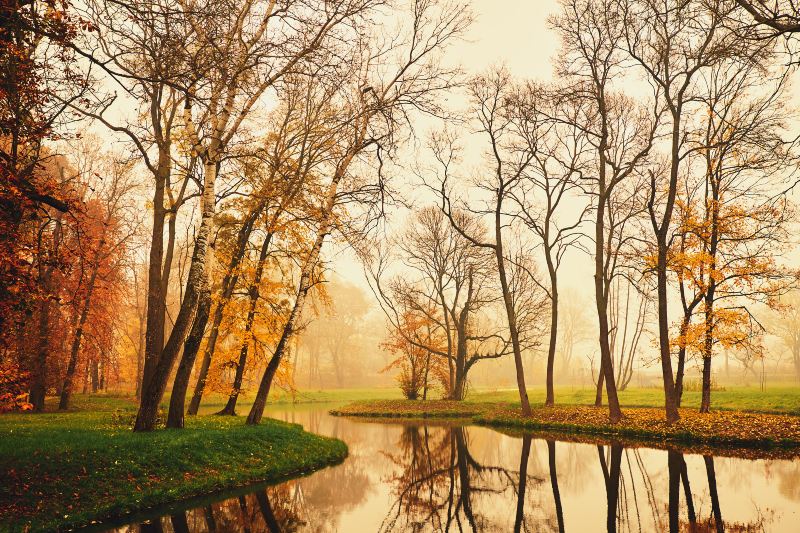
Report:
513,436,531,533
91,359,99,393
655,118,683,424
166,284,211,428
704,455,723,533
700,262,717,414
188,206,261,414
667,449,681,533
679,456,696,525
547,440,565,533
246,197,332,425
496,235,531,415
59,266,100,410
30,296,52,411
675,316,690,407
595,358,605,406
604,443,622,533
657,241,680,423
545,265,558,407
218,232,273,415
595,193,622,422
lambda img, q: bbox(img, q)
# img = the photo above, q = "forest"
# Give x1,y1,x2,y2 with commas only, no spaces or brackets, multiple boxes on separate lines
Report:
2,1,800,532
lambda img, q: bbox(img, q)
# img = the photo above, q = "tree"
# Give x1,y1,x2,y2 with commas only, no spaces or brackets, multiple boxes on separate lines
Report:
244,0,472,426
551,0,658,422
59,146,139,409
381,310,444,399
667,52,797,412
433,70,541,416
620,0,747,422
368,207,508,400
508,82,590,406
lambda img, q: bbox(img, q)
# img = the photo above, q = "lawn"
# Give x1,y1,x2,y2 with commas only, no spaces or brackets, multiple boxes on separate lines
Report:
0,395,347,532
466,384,800,415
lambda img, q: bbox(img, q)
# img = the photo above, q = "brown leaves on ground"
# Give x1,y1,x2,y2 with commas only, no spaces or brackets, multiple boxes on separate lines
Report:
333,400,800,454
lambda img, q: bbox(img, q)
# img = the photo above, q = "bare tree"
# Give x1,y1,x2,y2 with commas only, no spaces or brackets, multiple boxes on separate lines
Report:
367,207,507,400
432,70,539,416
508,82,591,406
551,0,659,422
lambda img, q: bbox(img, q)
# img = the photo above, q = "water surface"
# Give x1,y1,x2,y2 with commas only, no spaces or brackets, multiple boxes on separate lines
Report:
99,404,800,532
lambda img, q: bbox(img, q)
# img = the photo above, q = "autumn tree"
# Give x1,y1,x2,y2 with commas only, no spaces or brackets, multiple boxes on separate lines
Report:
244,0,472,425
381,310,445,399
619,0,751,422
59,144,139,409
668,53,797,412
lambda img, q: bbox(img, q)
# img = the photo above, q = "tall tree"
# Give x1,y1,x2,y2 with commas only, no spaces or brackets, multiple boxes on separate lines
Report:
551,0,658,422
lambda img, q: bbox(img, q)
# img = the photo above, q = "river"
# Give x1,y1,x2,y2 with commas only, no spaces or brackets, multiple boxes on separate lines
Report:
93,403,799,532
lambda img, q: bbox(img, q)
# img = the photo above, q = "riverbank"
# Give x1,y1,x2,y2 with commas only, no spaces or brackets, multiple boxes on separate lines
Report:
0,395,347,532
331,399,800,452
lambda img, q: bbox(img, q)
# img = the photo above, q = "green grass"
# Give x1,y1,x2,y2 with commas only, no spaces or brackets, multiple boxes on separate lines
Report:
0,394,347,532
184,387,402,415
465,384,800,415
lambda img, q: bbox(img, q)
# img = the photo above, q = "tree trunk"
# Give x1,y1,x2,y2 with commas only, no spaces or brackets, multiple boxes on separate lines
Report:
142,153,171,395
91,358,99,393
218,232,273,416
594,191,622,422
595,358,605,406
675,316,690,407
680,456,696,525
656,241,680,423
704,455,723,533
655,117,684,425
513,435,531,533
547,439,565,533
604,443,622,533
134,160,216,431
495,236,531,416
166,284,212,428
700,284,716,413
29,296,52,411
59,266,99,410
545,267,558,407
187,205,262,415
667,449,681,533
246,211,330,425
29,217,62,412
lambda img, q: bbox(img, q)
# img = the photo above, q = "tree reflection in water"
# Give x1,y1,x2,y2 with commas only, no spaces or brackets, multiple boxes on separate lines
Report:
109,421,785,533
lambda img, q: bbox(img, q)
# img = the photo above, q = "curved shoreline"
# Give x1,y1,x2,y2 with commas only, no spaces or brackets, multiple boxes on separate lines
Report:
1,408,347,532
331,400,800,459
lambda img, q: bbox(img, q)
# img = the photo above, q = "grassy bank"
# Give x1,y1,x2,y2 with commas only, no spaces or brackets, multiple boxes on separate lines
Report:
466,385,800,415
0,395,347,532
331,399,800,452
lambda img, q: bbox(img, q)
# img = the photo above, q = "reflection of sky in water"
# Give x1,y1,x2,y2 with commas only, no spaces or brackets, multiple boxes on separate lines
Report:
101,404,800,532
